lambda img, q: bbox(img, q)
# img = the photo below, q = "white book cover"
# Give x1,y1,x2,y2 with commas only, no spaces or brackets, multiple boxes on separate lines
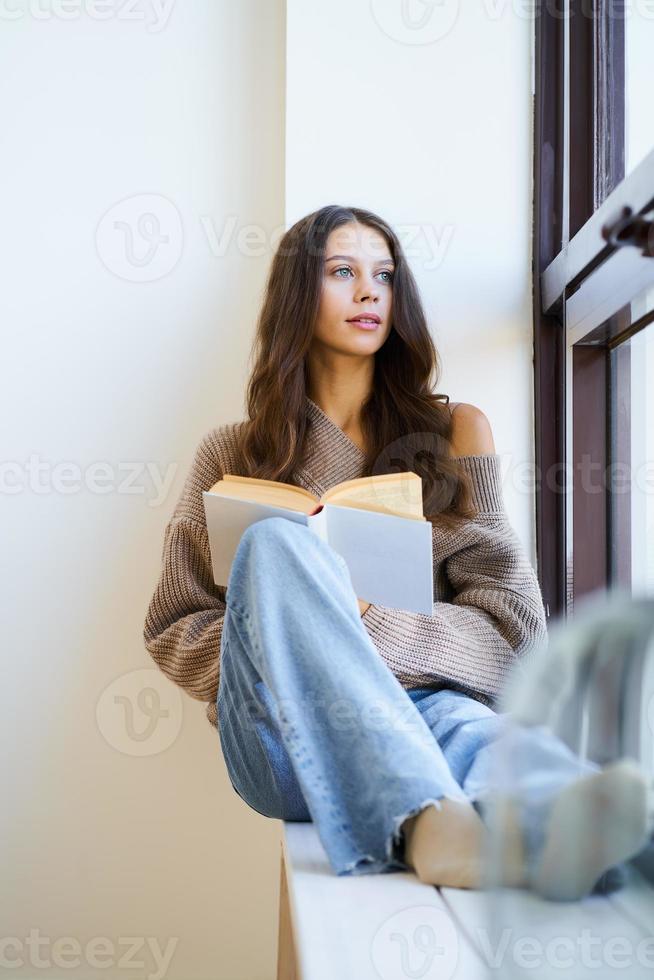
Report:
202,492,434,615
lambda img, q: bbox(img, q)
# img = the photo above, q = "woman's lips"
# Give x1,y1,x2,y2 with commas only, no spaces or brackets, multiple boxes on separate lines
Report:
347,319,380,331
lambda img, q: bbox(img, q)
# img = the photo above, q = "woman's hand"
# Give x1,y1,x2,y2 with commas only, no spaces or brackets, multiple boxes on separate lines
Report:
357,598,371,617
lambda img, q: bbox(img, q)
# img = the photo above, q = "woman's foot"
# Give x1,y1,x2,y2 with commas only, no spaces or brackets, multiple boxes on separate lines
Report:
402,798,490,889
529,758,654,902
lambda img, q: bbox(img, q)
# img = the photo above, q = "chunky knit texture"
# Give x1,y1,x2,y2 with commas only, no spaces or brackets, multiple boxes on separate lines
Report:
143,396,548,730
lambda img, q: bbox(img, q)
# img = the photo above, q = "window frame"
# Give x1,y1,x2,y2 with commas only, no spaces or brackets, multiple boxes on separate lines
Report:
532,0,650,620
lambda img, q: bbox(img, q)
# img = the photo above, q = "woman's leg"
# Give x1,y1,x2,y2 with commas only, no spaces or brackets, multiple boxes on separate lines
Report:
411,688,654,899
411,687,601,807
404,688,596,887
216,516,474,877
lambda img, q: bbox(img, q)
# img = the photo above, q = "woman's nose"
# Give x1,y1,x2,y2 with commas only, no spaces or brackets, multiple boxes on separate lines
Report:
355,282,380,302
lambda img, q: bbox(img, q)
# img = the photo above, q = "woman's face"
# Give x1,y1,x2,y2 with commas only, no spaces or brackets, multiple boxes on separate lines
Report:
312,222,394,357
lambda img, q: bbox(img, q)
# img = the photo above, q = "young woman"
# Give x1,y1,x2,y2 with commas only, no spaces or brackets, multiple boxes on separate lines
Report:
144,204,654,901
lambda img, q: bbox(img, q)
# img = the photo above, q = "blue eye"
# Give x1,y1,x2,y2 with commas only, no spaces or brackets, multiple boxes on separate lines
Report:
333,266,393,283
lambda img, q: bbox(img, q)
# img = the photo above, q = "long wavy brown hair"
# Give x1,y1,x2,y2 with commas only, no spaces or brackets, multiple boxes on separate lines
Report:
234,204,478,530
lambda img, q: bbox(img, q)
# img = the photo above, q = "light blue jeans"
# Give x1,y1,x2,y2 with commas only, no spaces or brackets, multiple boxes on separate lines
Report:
216,517,601,878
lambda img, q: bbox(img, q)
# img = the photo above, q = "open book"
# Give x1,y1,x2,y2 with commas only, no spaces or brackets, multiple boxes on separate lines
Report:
202,472,434,614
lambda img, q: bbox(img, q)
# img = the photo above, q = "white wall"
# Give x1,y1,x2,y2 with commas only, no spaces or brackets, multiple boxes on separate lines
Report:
287,0,537,555
1,3,535,979
1,3,286,979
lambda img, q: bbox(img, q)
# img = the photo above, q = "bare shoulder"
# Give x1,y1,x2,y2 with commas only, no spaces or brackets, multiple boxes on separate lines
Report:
446,402,496,457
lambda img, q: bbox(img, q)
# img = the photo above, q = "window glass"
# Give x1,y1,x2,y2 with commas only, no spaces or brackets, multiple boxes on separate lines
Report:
625,12,654,177
610,309,654,597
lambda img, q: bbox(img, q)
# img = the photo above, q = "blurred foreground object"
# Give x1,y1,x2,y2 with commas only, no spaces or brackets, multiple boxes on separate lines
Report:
483,589,654,934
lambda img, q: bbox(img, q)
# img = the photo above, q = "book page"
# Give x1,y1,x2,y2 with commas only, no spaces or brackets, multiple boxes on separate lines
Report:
202,493,313,588
306,507,328,542
208,475,319,514
320,471,424,520
323,504,434,614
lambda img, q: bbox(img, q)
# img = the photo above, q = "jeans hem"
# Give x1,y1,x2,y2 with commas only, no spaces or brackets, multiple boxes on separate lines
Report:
332,793,469,877
385,795,447,869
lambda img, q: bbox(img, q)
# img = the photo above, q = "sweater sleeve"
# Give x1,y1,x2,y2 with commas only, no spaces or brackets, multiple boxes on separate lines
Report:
143,516,225,706
142,429,234,725
359,454,548,707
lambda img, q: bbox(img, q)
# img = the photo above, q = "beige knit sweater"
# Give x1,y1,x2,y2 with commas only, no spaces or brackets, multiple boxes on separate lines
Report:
143,396,548,730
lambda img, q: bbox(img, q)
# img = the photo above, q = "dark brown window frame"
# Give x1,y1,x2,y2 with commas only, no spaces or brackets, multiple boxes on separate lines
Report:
533,0,629,621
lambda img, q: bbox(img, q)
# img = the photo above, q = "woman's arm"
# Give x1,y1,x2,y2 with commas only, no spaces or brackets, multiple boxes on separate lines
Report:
143,516,226,703
143,429,234,706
